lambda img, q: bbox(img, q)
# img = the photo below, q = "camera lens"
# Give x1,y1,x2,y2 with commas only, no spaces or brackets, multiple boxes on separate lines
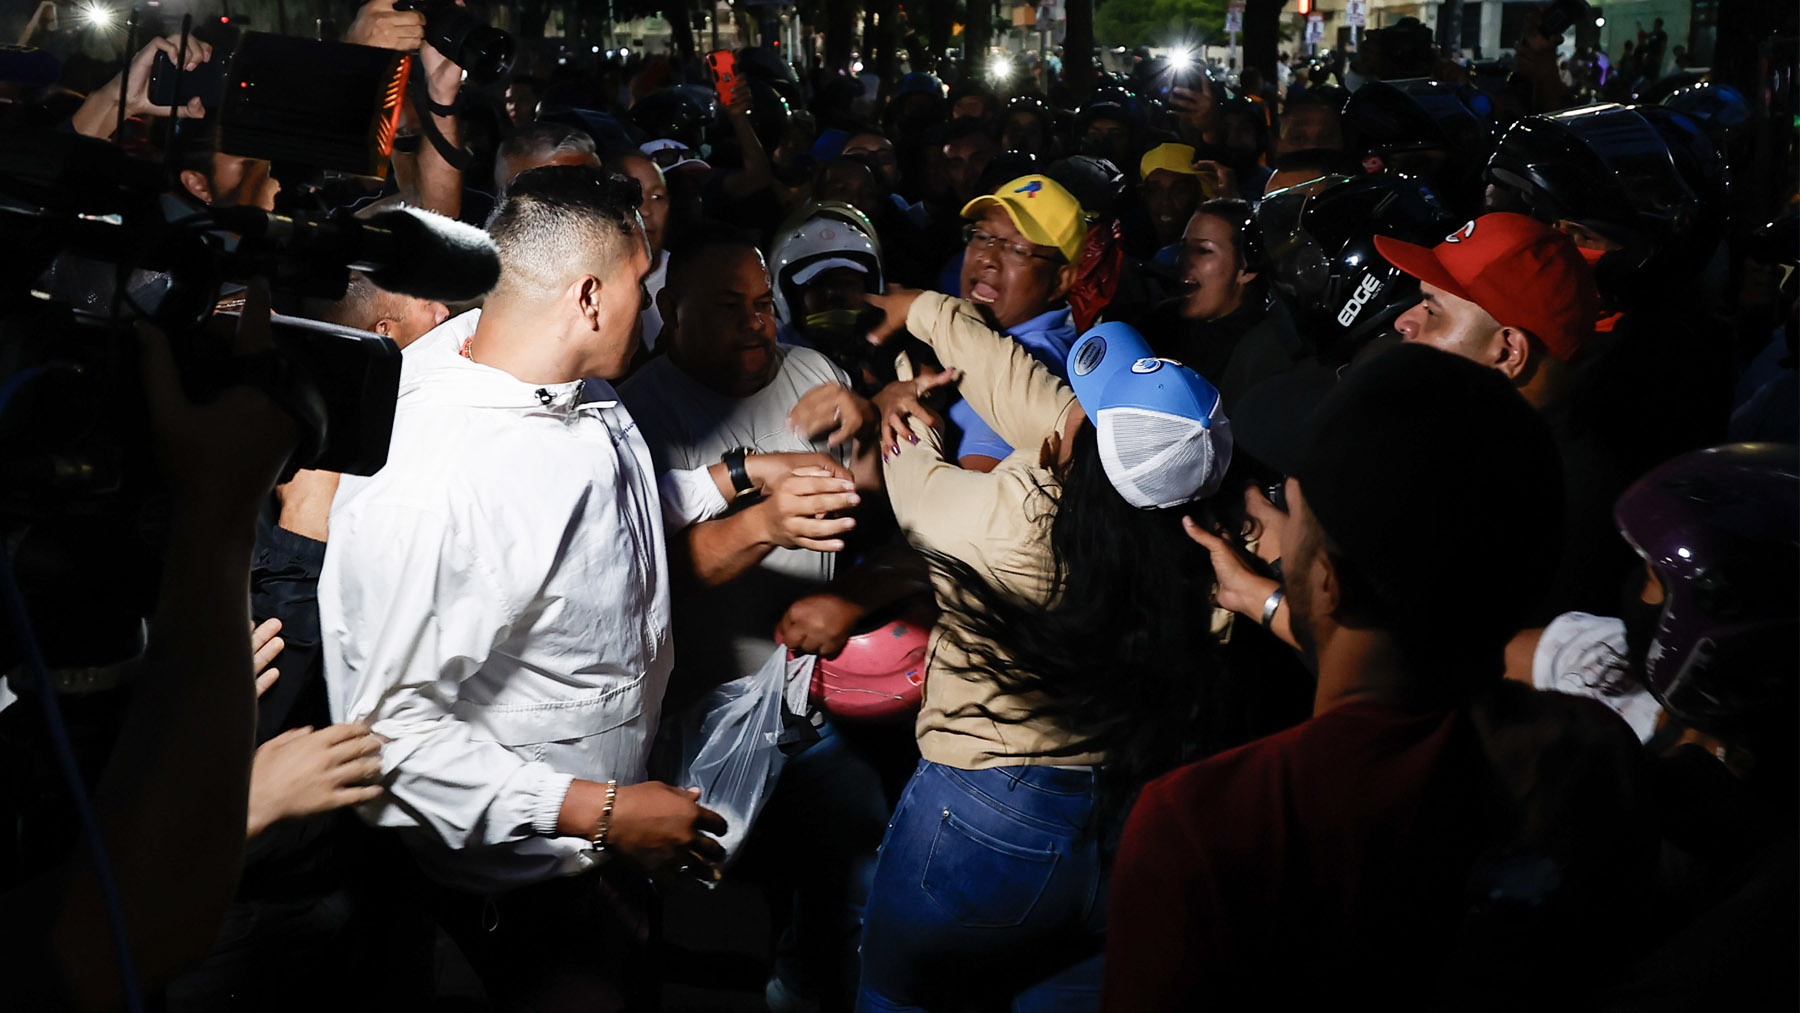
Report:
460,26,516,84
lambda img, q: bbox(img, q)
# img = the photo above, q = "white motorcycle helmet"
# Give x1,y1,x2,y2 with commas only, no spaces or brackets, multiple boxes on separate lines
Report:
768,201,886,325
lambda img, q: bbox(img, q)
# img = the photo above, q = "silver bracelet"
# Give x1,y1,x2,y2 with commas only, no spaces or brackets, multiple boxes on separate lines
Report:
1260,587,1286,627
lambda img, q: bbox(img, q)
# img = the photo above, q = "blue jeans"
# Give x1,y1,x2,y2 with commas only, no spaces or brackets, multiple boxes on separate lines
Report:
857,760,1107,1012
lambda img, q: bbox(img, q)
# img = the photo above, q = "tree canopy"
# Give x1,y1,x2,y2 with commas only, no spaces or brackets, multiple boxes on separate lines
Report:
1094,0,1231,50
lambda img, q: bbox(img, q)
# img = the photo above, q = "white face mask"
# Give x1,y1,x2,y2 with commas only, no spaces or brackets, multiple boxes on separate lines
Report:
1344,67,1366,92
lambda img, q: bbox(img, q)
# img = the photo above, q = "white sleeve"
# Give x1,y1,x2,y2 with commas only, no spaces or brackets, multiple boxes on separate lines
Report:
658,465,729,531
324,503,576,849
1532,611,1664,744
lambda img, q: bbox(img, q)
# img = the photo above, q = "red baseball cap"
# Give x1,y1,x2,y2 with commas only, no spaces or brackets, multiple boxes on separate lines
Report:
1374,212,1600,362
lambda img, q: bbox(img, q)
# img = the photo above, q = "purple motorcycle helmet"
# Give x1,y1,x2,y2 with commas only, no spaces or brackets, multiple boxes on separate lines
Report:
1613,443,1800,737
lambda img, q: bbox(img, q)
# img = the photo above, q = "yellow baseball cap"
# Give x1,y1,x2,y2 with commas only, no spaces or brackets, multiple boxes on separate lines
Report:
1139,143,1199,181
960,175,1090,264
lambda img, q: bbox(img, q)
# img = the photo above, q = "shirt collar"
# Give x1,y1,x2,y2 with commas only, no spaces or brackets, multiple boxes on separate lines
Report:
1008,305,1076,339
401,309,619,412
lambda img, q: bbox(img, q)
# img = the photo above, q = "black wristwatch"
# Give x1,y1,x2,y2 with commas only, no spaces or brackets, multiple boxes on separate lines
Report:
722,447,756,501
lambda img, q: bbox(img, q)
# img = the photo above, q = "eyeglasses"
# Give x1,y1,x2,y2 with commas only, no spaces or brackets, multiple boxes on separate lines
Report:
963,224,1061,264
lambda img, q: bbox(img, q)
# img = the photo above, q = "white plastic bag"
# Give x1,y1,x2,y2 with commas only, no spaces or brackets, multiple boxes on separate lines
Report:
671,646,816,870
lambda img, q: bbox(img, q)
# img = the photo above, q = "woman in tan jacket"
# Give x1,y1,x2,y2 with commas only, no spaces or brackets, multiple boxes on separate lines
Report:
853,289,1239,1011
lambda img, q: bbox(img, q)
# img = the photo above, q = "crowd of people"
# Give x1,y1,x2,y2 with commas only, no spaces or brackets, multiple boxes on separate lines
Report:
3,1,1797,1010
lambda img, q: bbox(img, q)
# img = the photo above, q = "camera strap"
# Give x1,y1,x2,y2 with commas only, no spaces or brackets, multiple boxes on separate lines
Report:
407,70,474,172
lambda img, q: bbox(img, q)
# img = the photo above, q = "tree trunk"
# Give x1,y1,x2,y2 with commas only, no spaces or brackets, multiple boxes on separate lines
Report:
666,0,696,61
1064,0,1095,102
965,0,993,83
1242,0,1282,89
869,0,898,83
927,0,951,61
825,0,858,72
1438,0,1464,57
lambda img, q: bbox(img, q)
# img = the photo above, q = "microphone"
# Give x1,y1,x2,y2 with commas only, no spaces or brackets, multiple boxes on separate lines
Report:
355,206,502,304
215,204,501,304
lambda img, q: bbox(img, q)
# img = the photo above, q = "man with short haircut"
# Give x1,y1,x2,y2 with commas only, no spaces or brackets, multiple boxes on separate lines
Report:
1381,213,1629,616
321,166,717,1008
493,121,600,196
1382,212,1598,410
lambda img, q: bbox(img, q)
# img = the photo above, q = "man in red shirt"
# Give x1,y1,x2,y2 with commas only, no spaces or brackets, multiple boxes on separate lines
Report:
1105,344,1650,1008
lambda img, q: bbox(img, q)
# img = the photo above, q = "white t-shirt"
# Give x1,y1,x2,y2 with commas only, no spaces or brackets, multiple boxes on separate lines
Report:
621,344,853,687
1532,611,1664,744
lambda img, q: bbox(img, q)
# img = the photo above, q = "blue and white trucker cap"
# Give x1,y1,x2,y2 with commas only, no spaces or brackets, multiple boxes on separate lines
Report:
1065,321,1233,510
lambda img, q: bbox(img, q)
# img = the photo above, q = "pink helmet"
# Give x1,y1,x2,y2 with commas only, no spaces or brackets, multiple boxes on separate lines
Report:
806,613,932,722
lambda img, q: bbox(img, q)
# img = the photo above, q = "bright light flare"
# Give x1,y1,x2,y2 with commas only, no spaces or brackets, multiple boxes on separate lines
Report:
79,3,116,28
988,54,1014,82
1169,48,1196,73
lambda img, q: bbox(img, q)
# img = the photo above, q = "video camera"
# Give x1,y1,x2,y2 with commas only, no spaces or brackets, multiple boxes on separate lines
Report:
0,118,498,668
394,0,516,84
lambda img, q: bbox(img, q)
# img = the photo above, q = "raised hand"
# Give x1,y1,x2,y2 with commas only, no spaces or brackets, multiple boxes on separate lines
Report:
873,368,962,456
787,383,878,449
344,0,426,51
862,288,925,347
247,723,384,837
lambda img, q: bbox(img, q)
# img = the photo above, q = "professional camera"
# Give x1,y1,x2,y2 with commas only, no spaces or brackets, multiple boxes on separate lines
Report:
394,0,515,84
148,32,412,178
0,121,498,669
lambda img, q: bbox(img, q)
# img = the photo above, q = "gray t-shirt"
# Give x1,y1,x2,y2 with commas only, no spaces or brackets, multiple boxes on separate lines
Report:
621,345,853,691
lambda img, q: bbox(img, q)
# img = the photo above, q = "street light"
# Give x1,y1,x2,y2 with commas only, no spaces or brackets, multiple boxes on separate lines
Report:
79,3,116,28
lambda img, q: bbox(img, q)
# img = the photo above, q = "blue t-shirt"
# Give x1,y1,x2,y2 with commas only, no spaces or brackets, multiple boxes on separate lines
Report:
946,306,1079,461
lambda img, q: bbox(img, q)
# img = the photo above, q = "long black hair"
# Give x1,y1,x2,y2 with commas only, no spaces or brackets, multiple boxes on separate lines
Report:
927,422,1248,830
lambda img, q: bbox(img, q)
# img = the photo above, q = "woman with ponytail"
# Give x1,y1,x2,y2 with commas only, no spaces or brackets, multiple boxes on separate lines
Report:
853,288,1249,1011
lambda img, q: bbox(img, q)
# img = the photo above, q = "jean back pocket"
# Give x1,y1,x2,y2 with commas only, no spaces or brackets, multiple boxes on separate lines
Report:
920,808,1059,929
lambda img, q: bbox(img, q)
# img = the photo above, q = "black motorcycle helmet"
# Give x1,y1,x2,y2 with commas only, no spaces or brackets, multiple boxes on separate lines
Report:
745,78,792,154
738,45,804,110
1485,102,1727,301
628,88,710,151
1340,78,1497,219
1000,95,1057,157
1255,173,1456,365
1043,155,1127,219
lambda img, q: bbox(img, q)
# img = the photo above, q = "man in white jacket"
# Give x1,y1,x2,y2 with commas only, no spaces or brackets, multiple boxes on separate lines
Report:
320,166,719,1008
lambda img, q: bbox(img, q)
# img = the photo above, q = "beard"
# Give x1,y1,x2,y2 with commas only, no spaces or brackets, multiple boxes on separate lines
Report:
1283,524,1323,670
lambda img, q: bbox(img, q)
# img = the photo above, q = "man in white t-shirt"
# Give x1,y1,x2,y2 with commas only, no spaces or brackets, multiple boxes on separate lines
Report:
620,230,895,1007
622,231,880,693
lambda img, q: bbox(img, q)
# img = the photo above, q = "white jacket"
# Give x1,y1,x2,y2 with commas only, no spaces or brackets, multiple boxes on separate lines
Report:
321,310,671,894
